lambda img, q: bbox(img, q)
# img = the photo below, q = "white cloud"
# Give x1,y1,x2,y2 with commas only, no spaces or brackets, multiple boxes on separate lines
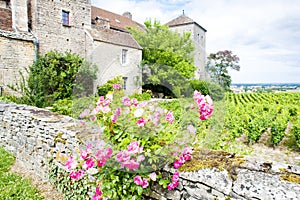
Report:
91,0,300,83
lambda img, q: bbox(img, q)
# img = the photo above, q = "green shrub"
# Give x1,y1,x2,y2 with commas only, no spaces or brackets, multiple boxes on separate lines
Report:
10,51,97,108
189,80,225,101
129,92,151,101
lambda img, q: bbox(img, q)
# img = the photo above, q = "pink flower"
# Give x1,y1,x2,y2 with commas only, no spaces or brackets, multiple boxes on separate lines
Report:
142,178,149,188
134,175,143,185
113,84,122,89
97,157,107,167
90,115,97,121
115,107,121,116
173,159,183,169
70,170,85,180
167,181,179,190
65,156,78,170
184,153,192,161
80,150,88,160
165,110,175,124
101,106,111,114
121,159,140,170
92,185,103,200
116,150,130,163
137,118,146,127
105,148,113,159
97,96,105,105
80,120,86,126
95,149,105,160
182,146,193,155
122,97,131,106
111,114,118,123
127,141,140,154
149,172,157,181
79,109,90,118
172,172,180,182
82,158,95,170
131,98,139,106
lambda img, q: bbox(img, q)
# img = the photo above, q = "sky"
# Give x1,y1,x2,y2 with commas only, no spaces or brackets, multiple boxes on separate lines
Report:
91,0,300,84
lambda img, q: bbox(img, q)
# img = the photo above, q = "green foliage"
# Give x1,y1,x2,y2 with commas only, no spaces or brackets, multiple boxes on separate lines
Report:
97,76,124,97
190,80,225,101
0,147,43,200
129,92,152,101
224,92,300,148
50,96,97,118
206,50,240,90
10,51,97,108
48,158,90,200
291,120,300,149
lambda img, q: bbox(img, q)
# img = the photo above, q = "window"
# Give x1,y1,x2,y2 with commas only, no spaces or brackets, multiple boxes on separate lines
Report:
122,77,128,90
62,10,70,26
122,49,128,64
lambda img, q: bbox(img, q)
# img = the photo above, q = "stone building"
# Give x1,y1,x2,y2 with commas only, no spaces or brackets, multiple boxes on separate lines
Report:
166,13,207,80
0,0,143,94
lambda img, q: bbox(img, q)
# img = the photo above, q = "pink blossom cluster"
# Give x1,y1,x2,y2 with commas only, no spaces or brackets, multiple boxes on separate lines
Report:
122,96,139,107
167,172,180,190
92,185,103,200
79,94,114,122
116,141,144,170
65,143,113,180
193,91,214,120
113,83,122,90
173,146,193,169
134,172,156,188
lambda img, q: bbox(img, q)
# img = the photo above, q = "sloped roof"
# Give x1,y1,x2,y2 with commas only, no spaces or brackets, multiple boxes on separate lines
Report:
89,28,142,50
165,14,207,32
91,6,144,32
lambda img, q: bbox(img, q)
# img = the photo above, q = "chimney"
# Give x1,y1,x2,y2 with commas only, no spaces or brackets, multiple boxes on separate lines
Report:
11,0,28,32
122,11,132,20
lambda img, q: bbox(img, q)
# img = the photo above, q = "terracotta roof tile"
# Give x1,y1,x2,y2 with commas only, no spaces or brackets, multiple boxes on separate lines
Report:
89,28,142,50
91,6,144,32
166,14,207,32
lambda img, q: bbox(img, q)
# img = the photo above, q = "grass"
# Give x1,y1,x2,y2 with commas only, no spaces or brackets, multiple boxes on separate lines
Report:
0,147,44,200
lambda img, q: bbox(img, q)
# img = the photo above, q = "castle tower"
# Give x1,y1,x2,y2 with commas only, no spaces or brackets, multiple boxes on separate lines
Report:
166,12,207,80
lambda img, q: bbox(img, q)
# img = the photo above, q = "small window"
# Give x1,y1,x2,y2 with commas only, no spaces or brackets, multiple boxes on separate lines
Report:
122,49,128,64
122,77,128,90
62,10,70,26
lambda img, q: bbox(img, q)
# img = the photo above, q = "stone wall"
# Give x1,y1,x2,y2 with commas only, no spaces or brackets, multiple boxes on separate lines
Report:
0,102,300,200
0,30,35,88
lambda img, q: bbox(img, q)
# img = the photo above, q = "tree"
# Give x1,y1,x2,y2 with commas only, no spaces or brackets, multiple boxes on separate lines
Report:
128,19,196,97
206,50,240,90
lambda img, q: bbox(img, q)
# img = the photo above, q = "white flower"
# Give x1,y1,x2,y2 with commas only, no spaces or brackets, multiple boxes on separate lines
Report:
134,108,144,117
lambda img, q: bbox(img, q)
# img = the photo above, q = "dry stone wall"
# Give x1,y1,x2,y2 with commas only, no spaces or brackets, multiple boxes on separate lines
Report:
0,102,300,200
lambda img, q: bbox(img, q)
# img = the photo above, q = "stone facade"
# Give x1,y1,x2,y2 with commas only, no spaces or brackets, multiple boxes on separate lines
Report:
166,14,207,80
0,102,300,199
0,30,35,86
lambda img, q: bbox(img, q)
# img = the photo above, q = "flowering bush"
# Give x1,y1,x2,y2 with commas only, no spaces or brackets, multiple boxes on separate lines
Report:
63,88,213,199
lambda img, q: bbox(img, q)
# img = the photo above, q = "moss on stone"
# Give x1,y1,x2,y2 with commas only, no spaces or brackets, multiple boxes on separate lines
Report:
280,173,300,185
179,149,245,180
54,132,66,144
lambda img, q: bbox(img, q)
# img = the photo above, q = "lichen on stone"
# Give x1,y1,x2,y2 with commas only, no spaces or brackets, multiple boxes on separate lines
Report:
179,149,245,180
280,173,300,185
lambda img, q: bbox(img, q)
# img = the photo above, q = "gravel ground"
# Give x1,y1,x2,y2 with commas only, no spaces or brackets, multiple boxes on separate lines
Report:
9,159,64,200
